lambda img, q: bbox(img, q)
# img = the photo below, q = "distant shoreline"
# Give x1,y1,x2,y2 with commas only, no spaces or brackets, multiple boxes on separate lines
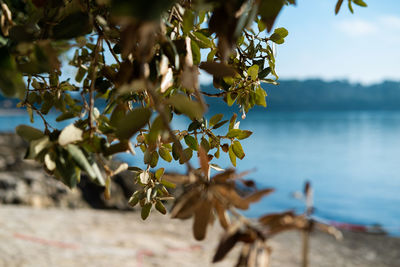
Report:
0,109,25,116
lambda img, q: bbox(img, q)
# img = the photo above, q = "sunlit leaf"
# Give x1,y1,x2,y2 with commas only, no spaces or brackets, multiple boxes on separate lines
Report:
16,125,44,141
169,94,204,120
232,141,245,160
115,107,152,140
58,124,83,146
184,135,198,150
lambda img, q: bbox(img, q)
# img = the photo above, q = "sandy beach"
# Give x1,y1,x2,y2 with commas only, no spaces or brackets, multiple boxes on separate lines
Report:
0,205,399,267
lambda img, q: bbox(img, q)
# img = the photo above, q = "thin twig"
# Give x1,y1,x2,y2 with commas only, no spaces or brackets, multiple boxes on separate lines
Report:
88,35,103,135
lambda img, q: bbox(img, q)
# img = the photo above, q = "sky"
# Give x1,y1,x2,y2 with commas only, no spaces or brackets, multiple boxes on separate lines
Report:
199,0,400,85
273,0,400,85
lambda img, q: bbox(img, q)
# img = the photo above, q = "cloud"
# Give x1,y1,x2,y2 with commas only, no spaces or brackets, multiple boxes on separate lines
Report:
379,15,400,30
336,19,378,37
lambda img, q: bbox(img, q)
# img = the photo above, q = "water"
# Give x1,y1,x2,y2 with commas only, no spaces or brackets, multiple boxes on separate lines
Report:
2,110,400,234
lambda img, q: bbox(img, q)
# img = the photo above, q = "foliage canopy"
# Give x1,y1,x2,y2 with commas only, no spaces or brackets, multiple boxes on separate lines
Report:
0,0,366,265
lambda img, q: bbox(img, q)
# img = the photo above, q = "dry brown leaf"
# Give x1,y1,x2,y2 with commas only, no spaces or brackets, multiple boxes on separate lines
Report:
213,198,230,229
162,173,192,184
244,188,274,204
0,3,13,36
212,169,236,183
213,184,249,210
170,188,201,219
259,212,309,237
213,224,241,263
315,222,343,240
235,244,251,267
193,198,213,240
198,146,209,179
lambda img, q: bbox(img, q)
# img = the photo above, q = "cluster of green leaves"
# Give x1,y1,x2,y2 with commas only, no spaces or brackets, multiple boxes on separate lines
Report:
0,0,366,266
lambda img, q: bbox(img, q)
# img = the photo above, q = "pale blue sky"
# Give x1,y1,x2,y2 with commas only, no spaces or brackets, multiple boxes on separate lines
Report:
275,0,400,84
199,1,400,85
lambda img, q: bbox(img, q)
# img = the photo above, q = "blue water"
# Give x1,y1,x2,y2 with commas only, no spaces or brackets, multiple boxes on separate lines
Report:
2,110,400,234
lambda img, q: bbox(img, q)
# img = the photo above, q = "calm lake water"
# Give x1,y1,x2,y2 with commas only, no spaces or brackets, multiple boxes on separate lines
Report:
1,110,400,234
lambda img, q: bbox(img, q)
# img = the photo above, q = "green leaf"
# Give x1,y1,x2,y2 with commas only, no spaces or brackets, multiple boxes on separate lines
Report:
184,135,198,151
193,32,213,48
335,0,344,14
274,27,288,38
147,116,163,145
75,66,87,83
112,0,176,20
0,47,25,99
150,151,159,168
259,67,271,79
199,62,236,77
353,0,367,7
228,145,236,167
155,168,165,180
155,200,167,214
141,203,152,220
183,10,195,34
110,104,127,127
56,112,76,122
259,0,285,32
16,125,44,141
232,141,245,160
179,148,193,164
159,146,172,162
172,142,180,160
348,1,354,13
229,114,237,130
200,137,210,153
212,120,228,130
226,93,237,106
53,12,93,39
191,40,201,65
26,136,51,160
128,192,140,207
209,113,224,127
257,19,266,32
66,144,97,180
161,178,176,189
169,94,204,120
188,120,202,131
248,65,259,80
237,130,253,140
207,49,217,62
255,86,267,107
115,107,152,140
226,129,242,138
54,150,80,188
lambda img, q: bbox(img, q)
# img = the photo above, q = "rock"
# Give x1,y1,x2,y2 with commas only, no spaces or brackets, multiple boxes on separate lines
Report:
0,133,138,210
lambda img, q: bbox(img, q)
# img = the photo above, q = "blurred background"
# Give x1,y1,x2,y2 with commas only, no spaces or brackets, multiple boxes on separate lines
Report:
1,0,400,236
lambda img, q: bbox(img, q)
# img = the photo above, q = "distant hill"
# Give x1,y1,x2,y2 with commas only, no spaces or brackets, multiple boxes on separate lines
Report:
2,79,400,111
201,79,400,111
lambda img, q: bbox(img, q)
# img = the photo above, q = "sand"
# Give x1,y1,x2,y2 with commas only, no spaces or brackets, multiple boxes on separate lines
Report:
0,205,399,267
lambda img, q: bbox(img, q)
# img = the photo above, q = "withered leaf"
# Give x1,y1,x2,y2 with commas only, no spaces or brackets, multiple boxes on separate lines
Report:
193,198,213,240
259,211,308,236
212,198,230,229
170,188,201,219
212,169,235,184
213,225,241,263
244,188,274,204
213,185,248,210
198,146,209,178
